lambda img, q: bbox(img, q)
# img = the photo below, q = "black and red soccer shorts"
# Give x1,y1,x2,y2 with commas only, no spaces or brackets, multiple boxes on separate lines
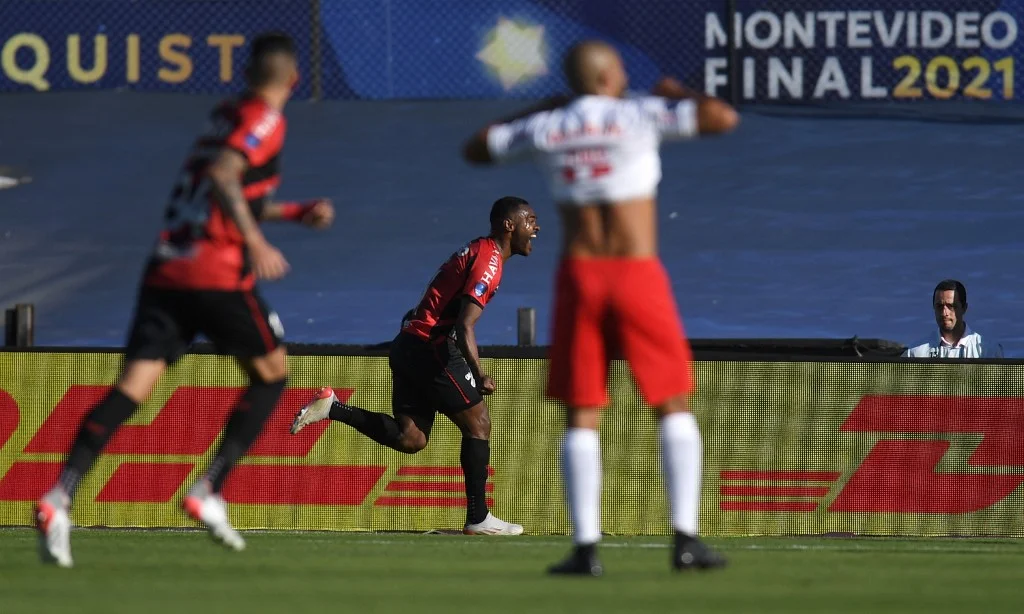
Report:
125,285,283,365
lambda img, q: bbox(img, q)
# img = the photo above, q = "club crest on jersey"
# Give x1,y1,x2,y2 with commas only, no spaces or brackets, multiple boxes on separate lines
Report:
473,282,488,297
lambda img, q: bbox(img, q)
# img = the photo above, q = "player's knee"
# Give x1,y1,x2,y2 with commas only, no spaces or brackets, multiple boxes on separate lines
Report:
469,411,491,439
655,394,689,417
398,430,429,453
456,404,491,439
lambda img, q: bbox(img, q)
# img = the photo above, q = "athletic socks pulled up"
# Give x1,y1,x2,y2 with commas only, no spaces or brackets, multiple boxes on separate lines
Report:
204,378,286,492
659,412,702,535
329,401,405,450
562,427,602,546
461,437,490,525
58,388,138,499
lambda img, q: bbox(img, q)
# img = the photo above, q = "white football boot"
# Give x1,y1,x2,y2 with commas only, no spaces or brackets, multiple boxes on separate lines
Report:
290,387,337,434
463,513,525,536
35,487,73,568
182,481,245,551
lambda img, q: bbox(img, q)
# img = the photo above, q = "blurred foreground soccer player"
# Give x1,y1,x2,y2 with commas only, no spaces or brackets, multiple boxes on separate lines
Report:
35,32,335,567
463,41,739,575
290,197,538,535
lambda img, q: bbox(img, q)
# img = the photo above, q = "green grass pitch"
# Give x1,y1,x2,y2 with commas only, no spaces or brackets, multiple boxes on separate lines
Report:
1,529,1021,613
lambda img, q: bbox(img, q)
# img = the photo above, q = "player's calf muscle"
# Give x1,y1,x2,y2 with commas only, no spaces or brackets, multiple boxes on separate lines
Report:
116,359,167,403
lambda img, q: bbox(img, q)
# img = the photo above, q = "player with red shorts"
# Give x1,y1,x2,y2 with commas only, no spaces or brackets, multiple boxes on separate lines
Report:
463,41,739,574
290,197,539,535
34,32,335,567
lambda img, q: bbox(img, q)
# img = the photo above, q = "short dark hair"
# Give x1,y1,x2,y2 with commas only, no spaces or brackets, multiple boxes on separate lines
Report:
247,32,296,86
933,279,967,308
489,196,530,230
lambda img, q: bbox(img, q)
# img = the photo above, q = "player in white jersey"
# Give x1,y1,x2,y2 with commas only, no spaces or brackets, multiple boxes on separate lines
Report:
463,41,739,575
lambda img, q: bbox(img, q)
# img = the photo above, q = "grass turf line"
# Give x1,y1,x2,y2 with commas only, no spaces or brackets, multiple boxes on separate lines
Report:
0,530,1021,613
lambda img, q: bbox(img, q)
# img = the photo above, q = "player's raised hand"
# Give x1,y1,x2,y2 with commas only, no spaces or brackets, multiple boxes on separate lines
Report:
301,199,334,229
251,240,290,280
479,375,496,395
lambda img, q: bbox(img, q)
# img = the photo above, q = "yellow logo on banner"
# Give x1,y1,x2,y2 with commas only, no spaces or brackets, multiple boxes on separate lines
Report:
1,33,247,92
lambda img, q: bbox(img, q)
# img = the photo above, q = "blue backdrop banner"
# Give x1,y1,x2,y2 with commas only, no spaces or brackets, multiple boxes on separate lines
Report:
2,0,1022,103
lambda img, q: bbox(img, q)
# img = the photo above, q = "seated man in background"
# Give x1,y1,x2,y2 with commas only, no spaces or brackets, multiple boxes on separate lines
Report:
903,279,1003,358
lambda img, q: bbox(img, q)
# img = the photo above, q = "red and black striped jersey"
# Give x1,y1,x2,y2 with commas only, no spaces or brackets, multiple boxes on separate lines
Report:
144,95,286,291
403,237,504,342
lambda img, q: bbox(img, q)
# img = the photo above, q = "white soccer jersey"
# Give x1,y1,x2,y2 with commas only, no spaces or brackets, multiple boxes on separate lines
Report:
486,94,698,204
903,327,1003,358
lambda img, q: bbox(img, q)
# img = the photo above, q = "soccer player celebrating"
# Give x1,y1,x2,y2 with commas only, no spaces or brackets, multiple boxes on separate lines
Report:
462,41,739,574
290,197,538,536
35,32,334,567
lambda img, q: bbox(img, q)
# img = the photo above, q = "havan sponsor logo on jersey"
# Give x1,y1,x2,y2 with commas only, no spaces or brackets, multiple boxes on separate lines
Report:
718,395,1024,514
0,386,485,507
480,250,500,286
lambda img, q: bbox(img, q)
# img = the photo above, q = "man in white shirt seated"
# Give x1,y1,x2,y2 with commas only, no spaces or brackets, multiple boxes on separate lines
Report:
903,279,1003,358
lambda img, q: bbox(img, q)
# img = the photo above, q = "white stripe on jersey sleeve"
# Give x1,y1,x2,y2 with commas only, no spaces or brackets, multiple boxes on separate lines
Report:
486,117,538,162
636,96,698,142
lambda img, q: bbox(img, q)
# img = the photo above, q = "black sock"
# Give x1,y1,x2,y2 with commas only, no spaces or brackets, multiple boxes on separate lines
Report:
330,401,405,451
461,437,490,525
205,378,286,492
59,388,138,499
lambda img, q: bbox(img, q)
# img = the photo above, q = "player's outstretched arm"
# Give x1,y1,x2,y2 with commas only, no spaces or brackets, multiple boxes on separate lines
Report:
653,77,740,136
462,95,571,165
454,297,495,394
261,199,335,229
207,149,290,280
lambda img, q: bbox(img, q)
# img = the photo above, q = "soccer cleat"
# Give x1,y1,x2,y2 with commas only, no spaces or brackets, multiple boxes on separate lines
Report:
35,488,73,568
548,544,603,577
182,482,246,552
672,532,727,571
290,387,337,434
463,513,524,535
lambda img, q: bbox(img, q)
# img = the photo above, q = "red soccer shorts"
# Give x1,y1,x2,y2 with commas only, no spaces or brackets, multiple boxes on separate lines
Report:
546,258,694,408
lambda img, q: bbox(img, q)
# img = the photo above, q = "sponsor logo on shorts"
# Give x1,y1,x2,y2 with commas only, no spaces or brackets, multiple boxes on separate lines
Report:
473,282,488,297
267,311,285,340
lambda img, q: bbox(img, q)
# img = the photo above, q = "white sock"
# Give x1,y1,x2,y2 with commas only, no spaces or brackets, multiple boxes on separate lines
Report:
660,412,702,535
562,428,602,545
